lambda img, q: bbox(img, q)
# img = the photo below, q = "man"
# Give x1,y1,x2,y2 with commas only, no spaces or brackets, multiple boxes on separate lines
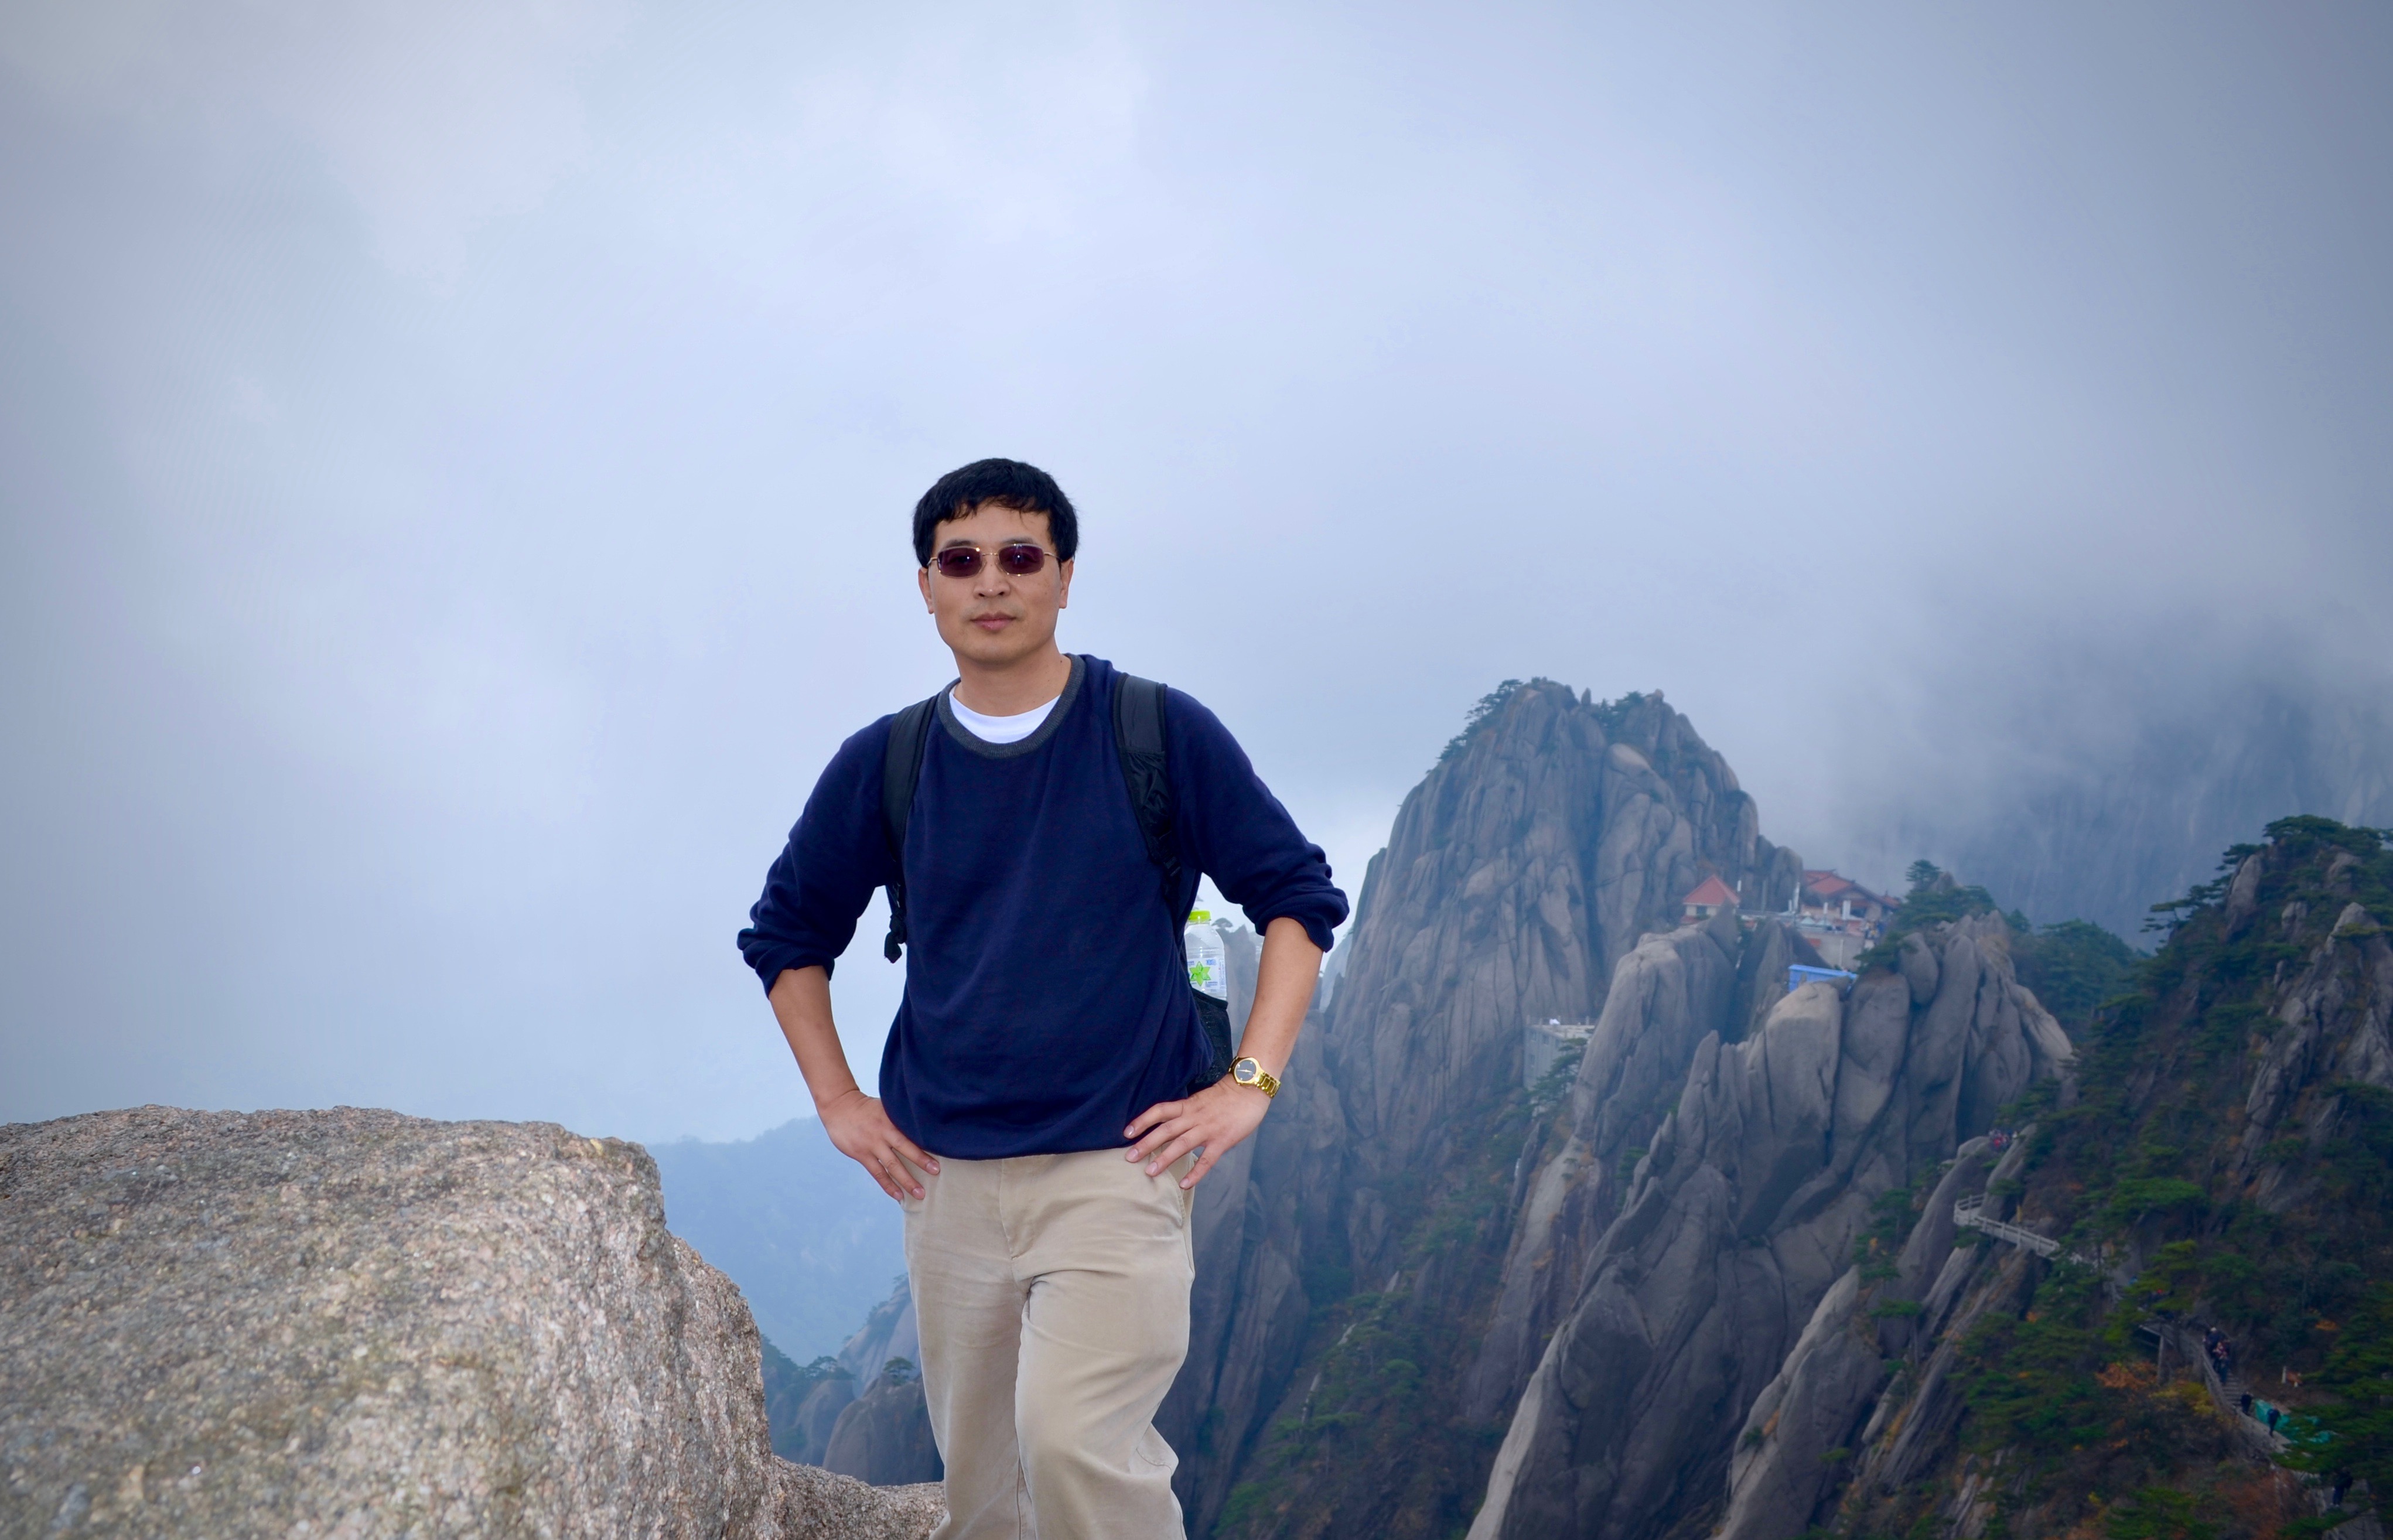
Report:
738,458,1346,1539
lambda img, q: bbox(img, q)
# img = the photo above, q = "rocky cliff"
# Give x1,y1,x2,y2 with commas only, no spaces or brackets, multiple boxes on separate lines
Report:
1470,913,2072,1540
823,1363,943,1488
1462,908,1807,1425
1163,682,1807,1536
1156,679,2135,1540
1807,818,2393,1539
0,1107,943,1539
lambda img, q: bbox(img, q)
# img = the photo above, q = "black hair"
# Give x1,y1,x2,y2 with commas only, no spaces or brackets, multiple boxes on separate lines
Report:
910,458,1078,566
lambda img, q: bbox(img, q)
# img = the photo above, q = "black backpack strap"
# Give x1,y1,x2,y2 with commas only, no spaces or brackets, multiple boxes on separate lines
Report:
880,695,940,962
1110,674,1182,897
1113,675,1231,1087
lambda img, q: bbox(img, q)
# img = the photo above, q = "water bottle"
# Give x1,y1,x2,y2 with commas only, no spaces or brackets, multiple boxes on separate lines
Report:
1184,909,1229,1000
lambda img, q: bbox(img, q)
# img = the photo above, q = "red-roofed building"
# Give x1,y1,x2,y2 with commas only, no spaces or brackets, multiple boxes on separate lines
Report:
1682,875,1739,922
1790,869,1895,967
1801,870,1891,924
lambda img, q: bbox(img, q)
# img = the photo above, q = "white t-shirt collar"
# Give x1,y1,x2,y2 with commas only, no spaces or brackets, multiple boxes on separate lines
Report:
948,691,1060,746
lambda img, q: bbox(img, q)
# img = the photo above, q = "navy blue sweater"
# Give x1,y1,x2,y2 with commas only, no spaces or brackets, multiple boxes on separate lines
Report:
740,656,1348,1159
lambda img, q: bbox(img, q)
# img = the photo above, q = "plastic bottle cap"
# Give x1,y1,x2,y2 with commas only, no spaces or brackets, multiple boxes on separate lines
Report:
1187,909,1211,924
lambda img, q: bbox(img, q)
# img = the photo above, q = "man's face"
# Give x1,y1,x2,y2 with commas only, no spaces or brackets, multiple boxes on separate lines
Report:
917,502,1074,669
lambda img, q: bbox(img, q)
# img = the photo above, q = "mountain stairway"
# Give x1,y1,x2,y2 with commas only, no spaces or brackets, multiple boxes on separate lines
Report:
1951,1194,2090,1264
2172,1326,2289,1456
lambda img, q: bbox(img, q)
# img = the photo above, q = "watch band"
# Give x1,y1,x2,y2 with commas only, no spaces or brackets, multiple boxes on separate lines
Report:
1231,1056,1280,1099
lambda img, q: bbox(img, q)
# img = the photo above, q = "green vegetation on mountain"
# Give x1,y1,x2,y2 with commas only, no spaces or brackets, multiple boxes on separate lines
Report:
1214,1087,1522,1539
2281,1282,2393,1519
759,1339,851,1462
1440,680,1526,763
1860,861,2139,1035
1829,818,2393,1539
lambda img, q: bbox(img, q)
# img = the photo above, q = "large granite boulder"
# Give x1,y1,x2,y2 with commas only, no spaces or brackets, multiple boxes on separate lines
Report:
0,1106,943,1539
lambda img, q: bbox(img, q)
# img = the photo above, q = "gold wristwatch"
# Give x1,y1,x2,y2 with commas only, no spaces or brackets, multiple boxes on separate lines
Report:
1230,1056,1281,1099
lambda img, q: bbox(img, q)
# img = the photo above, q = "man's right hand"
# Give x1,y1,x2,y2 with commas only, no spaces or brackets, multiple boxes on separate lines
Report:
820,1086,939,1200
766,967,940,1201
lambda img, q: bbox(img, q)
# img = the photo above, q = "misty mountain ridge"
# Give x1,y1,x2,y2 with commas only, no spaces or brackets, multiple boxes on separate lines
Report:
650,1117,904,1364
1851,661,2393,943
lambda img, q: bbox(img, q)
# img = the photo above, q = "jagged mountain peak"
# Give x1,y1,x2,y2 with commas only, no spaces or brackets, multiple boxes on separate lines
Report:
1165,684,1808,1536
1327,680,1798,1176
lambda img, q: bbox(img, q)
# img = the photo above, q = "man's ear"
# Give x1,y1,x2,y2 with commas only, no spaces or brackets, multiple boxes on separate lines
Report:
1056,557,1073,609
917,565,934,614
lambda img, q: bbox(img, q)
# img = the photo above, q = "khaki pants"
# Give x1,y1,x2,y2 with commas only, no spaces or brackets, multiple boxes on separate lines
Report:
902,1146,1194,1540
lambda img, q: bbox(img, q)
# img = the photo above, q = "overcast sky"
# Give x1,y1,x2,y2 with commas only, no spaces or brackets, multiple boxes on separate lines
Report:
5,2,2389,1143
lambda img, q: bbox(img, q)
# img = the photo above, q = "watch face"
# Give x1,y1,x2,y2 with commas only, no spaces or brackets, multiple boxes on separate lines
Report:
1234,1061,1258,1084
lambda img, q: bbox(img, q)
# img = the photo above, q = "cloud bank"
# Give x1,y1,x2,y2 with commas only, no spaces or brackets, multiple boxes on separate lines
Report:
4,1,2388,1140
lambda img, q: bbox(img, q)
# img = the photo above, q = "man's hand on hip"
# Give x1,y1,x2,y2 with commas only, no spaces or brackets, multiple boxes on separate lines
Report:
821,1086,940,1200
1124,1076,1271,1190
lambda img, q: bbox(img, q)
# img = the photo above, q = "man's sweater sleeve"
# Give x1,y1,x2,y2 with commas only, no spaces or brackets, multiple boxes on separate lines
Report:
737,719,897,991
1165,688,1349,952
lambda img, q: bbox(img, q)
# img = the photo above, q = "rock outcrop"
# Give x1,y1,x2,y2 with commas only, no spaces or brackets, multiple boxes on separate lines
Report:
782,1371,858,1467
1160,682,1805,1534
1470,914,2071,1540
823,1365,943,1487
1712,1135,2006,1540
773,1275,926,1469
2239,894,2393,1196
1463,906,1764,1422
0,1106,943,1539
1827,1135,2040,1531
835,1278,922,1388
1812,820,2393,1539
1323,686,1799,1198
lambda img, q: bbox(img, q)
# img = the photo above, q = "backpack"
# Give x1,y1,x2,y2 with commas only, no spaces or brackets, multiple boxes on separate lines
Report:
877,673,1236,1090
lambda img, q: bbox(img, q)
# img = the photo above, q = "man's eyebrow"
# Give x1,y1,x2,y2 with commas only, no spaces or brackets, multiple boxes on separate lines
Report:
937,535,980,549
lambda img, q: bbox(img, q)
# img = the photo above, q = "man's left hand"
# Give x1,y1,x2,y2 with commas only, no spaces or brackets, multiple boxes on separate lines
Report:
1124,1075,1272,1190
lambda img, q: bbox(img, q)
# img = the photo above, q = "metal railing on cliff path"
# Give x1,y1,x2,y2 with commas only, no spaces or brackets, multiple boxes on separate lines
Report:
1950,1193,2094,1266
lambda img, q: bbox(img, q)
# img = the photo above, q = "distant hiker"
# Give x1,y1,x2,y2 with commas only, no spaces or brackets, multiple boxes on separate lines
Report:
2240,1391,2253,1415
739,459,1347,1540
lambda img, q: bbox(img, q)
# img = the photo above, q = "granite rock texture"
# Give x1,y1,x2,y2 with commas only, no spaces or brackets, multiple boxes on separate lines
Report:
1159,682,1804,1534
1835,1134,2040,1521
1463,907,1763,1422
1821,828,2393,1539
822,1369,943,1487
1470,914,2070,1540
0,1105,943,1539
786,1375,859,1467
1712,1138,2002,1540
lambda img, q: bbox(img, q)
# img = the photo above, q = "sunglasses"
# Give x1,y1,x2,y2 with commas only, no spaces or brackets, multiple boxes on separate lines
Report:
930,542,1052,579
